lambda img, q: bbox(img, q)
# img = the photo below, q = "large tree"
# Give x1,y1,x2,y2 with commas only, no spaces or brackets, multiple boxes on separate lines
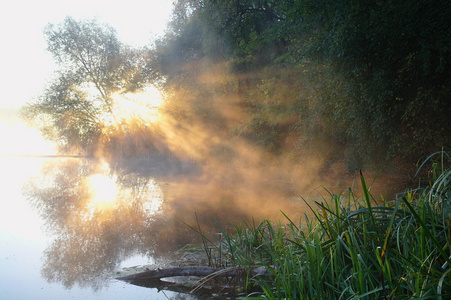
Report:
22,17,149,153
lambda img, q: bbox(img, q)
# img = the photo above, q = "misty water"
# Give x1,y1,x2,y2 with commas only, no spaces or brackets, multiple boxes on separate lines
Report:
0,155,204,299
0,150,403,299
0,153,310,299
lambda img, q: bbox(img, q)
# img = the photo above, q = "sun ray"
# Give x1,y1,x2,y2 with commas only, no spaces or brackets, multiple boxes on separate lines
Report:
111,85,165,125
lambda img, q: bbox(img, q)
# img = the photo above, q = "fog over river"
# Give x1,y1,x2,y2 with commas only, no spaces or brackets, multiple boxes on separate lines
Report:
0,155,203,299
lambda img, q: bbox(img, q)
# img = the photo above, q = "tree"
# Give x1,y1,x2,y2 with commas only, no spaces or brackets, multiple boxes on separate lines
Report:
295,0,451,162
22,17,149,153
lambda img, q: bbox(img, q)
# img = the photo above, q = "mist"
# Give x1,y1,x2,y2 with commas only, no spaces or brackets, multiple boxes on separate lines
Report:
14,2,451,294
97,59,405,231
22,9,427,236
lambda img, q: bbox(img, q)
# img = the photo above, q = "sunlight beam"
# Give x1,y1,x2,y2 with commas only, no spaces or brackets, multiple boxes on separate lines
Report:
110,86,164,125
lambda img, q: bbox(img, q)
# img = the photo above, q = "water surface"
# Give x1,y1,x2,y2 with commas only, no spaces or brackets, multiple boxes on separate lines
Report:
0,156,197,299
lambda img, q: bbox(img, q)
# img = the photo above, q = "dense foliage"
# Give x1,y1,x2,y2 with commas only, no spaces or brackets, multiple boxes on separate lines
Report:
23,0,450,174
153,0,450,170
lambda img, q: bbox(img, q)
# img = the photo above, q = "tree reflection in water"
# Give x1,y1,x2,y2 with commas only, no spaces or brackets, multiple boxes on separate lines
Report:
22,158,196,290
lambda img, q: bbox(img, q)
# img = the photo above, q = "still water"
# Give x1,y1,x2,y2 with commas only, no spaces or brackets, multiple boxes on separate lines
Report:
1,140,362,299
0,155,198,299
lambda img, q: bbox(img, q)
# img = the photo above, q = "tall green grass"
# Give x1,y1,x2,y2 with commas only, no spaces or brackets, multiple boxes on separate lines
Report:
194,152,451,299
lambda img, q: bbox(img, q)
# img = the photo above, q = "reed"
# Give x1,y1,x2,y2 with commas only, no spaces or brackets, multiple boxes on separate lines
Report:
195,152,451,299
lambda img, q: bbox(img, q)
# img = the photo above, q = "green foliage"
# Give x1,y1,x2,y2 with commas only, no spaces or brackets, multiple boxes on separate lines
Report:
23,0,451,169
196,161,451,298
158,0,451,169
297,0,451,161
22,17,150,153
22,74,103,153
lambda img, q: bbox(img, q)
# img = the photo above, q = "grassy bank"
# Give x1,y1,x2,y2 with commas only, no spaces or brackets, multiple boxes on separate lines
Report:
191,152,451,299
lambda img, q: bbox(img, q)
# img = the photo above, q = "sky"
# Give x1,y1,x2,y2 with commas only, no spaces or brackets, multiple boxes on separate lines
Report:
0,0,173,110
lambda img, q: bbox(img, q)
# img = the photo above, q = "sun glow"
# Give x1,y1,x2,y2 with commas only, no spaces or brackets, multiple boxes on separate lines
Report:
111,86,164,125
87,172,118,209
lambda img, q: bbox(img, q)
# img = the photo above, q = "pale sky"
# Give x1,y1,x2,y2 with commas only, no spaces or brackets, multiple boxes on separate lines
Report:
0,0,173,109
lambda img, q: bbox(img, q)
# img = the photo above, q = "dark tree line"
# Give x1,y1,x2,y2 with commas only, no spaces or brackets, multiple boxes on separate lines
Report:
23,0,451,175
154,0,450,171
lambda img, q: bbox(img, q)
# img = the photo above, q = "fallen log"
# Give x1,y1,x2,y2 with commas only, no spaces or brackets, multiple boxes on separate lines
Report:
116,265,271,298
116,266,246,281
116,265,271,281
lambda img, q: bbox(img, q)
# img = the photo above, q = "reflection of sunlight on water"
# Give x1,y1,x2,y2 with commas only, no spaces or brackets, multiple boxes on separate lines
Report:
142,180,164,215
122,177,164,216
85,162,163,218
88,173,118,209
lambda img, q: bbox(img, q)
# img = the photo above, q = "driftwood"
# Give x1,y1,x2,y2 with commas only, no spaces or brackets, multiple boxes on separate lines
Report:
116,266,268,281
116,266,271,298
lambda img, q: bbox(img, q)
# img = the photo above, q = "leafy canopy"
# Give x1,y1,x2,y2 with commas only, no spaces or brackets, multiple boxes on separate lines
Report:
22,17,149,153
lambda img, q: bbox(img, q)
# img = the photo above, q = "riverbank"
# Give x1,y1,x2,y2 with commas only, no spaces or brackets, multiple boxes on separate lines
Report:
182,155,451,298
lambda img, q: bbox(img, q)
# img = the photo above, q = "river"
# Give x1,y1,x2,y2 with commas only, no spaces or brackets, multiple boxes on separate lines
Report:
0,149,315,299
0,155,199,299
0,140,402,299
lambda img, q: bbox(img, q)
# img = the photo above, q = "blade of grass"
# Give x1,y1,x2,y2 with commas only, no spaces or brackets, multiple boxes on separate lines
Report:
360,170,376,229
401,197,451,268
